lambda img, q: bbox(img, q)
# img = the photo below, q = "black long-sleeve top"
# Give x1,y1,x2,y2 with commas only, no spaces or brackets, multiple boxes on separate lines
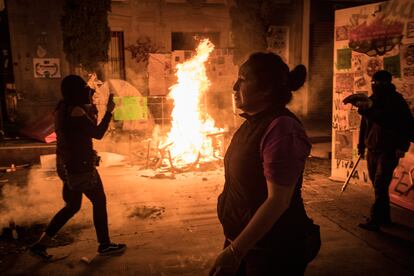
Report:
358,87,412,153
55,102,112,173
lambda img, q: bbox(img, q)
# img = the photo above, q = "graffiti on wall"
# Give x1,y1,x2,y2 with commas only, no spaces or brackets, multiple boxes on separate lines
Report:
366,57,383,76
335,158,369,183
336,26,349,41
334,130,353,160
334,2,414,211
348,109,361,129
348,14,404,56
401,44,414,78
390,152,414,211
335,73,354,93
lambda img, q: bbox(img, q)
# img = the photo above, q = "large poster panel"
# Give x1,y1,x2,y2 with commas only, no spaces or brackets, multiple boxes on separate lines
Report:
333,0,414,211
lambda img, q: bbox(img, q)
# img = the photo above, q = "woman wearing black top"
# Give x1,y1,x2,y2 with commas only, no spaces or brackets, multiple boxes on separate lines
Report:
30,75,126,260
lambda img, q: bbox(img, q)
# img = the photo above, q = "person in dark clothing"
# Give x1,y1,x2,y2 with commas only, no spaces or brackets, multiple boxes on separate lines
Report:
209,53,320,276
30,75,126,260
356,70,413,232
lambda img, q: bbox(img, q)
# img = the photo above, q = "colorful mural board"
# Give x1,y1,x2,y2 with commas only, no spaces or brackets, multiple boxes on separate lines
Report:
333,0,414,212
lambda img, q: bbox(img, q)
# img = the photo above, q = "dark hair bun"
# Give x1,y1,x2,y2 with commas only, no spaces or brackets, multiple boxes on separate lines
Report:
289,64,307,91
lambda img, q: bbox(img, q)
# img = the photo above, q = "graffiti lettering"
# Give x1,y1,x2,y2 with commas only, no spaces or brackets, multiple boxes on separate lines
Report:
333,113,348,130
333,98,342,110
392,171,414,196
336,159,354,169
345,169,368,183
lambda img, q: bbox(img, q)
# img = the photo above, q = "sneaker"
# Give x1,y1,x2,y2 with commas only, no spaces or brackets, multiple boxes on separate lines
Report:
358,220,380,232
29,243,53,261
98,243,126,256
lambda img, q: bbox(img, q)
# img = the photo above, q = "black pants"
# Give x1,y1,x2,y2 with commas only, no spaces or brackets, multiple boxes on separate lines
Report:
45,164,110,245
224,239,308,276
366,151,399,224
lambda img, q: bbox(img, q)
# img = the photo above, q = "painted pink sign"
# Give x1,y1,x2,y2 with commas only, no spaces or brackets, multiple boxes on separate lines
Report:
390,151,414,212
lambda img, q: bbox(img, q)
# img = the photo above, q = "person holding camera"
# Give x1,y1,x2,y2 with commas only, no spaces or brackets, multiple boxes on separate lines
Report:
354,70,413,231
30,75,126,260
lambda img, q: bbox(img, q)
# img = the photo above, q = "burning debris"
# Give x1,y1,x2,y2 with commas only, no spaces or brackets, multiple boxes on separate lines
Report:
150,39,226,174
128,206,165,220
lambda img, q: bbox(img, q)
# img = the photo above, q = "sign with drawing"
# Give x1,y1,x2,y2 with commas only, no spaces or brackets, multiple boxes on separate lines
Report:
333,1,414,211
33,58,61,78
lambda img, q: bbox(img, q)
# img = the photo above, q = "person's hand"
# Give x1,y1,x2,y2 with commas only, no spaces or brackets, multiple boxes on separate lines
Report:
343,93,368,105
396,149,405,158
343,93,373,110
106,94,115,113
355,99,373,110
209,245,241,276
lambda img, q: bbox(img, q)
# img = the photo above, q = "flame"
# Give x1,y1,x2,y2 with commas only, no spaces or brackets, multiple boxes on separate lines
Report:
162,39,223,168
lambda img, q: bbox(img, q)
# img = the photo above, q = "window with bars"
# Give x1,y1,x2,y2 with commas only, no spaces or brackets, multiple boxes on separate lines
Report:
108,31,126,80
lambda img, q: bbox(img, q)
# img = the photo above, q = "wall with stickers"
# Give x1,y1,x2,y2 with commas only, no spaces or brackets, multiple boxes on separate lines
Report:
332,0,414,211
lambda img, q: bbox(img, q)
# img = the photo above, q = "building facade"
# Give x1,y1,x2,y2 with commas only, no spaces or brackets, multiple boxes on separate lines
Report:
4,0,356,135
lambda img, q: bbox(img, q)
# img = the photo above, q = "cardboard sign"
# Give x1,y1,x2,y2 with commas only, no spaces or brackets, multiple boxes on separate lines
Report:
113,96,148,121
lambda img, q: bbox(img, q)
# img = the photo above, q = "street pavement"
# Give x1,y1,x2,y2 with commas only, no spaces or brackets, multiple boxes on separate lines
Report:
0,157,414,275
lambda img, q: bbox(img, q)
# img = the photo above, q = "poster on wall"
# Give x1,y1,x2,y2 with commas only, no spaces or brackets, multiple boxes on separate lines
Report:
266,26,289,64
333,0,414,211
33,58,61,78
148,54,170,96
334,130,353,161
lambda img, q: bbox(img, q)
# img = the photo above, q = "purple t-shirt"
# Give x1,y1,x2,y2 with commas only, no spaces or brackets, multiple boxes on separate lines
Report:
260,116,311,186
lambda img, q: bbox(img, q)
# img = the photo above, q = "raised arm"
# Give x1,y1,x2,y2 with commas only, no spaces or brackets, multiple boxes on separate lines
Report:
70,94,115,139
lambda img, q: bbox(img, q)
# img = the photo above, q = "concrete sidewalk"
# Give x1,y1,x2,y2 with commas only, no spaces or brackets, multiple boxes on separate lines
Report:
1,158,413,275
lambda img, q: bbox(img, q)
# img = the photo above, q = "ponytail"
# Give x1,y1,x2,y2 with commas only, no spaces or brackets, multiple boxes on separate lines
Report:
289,64,307,92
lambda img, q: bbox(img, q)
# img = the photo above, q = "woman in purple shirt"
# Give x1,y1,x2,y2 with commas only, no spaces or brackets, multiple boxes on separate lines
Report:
210,53,320,275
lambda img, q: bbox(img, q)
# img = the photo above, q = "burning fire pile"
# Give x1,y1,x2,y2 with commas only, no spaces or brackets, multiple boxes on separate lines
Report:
153,39,225,172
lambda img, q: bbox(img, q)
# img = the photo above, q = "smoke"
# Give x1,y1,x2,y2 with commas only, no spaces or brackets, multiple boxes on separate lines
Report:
0,165,163,233
0,168,91,230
